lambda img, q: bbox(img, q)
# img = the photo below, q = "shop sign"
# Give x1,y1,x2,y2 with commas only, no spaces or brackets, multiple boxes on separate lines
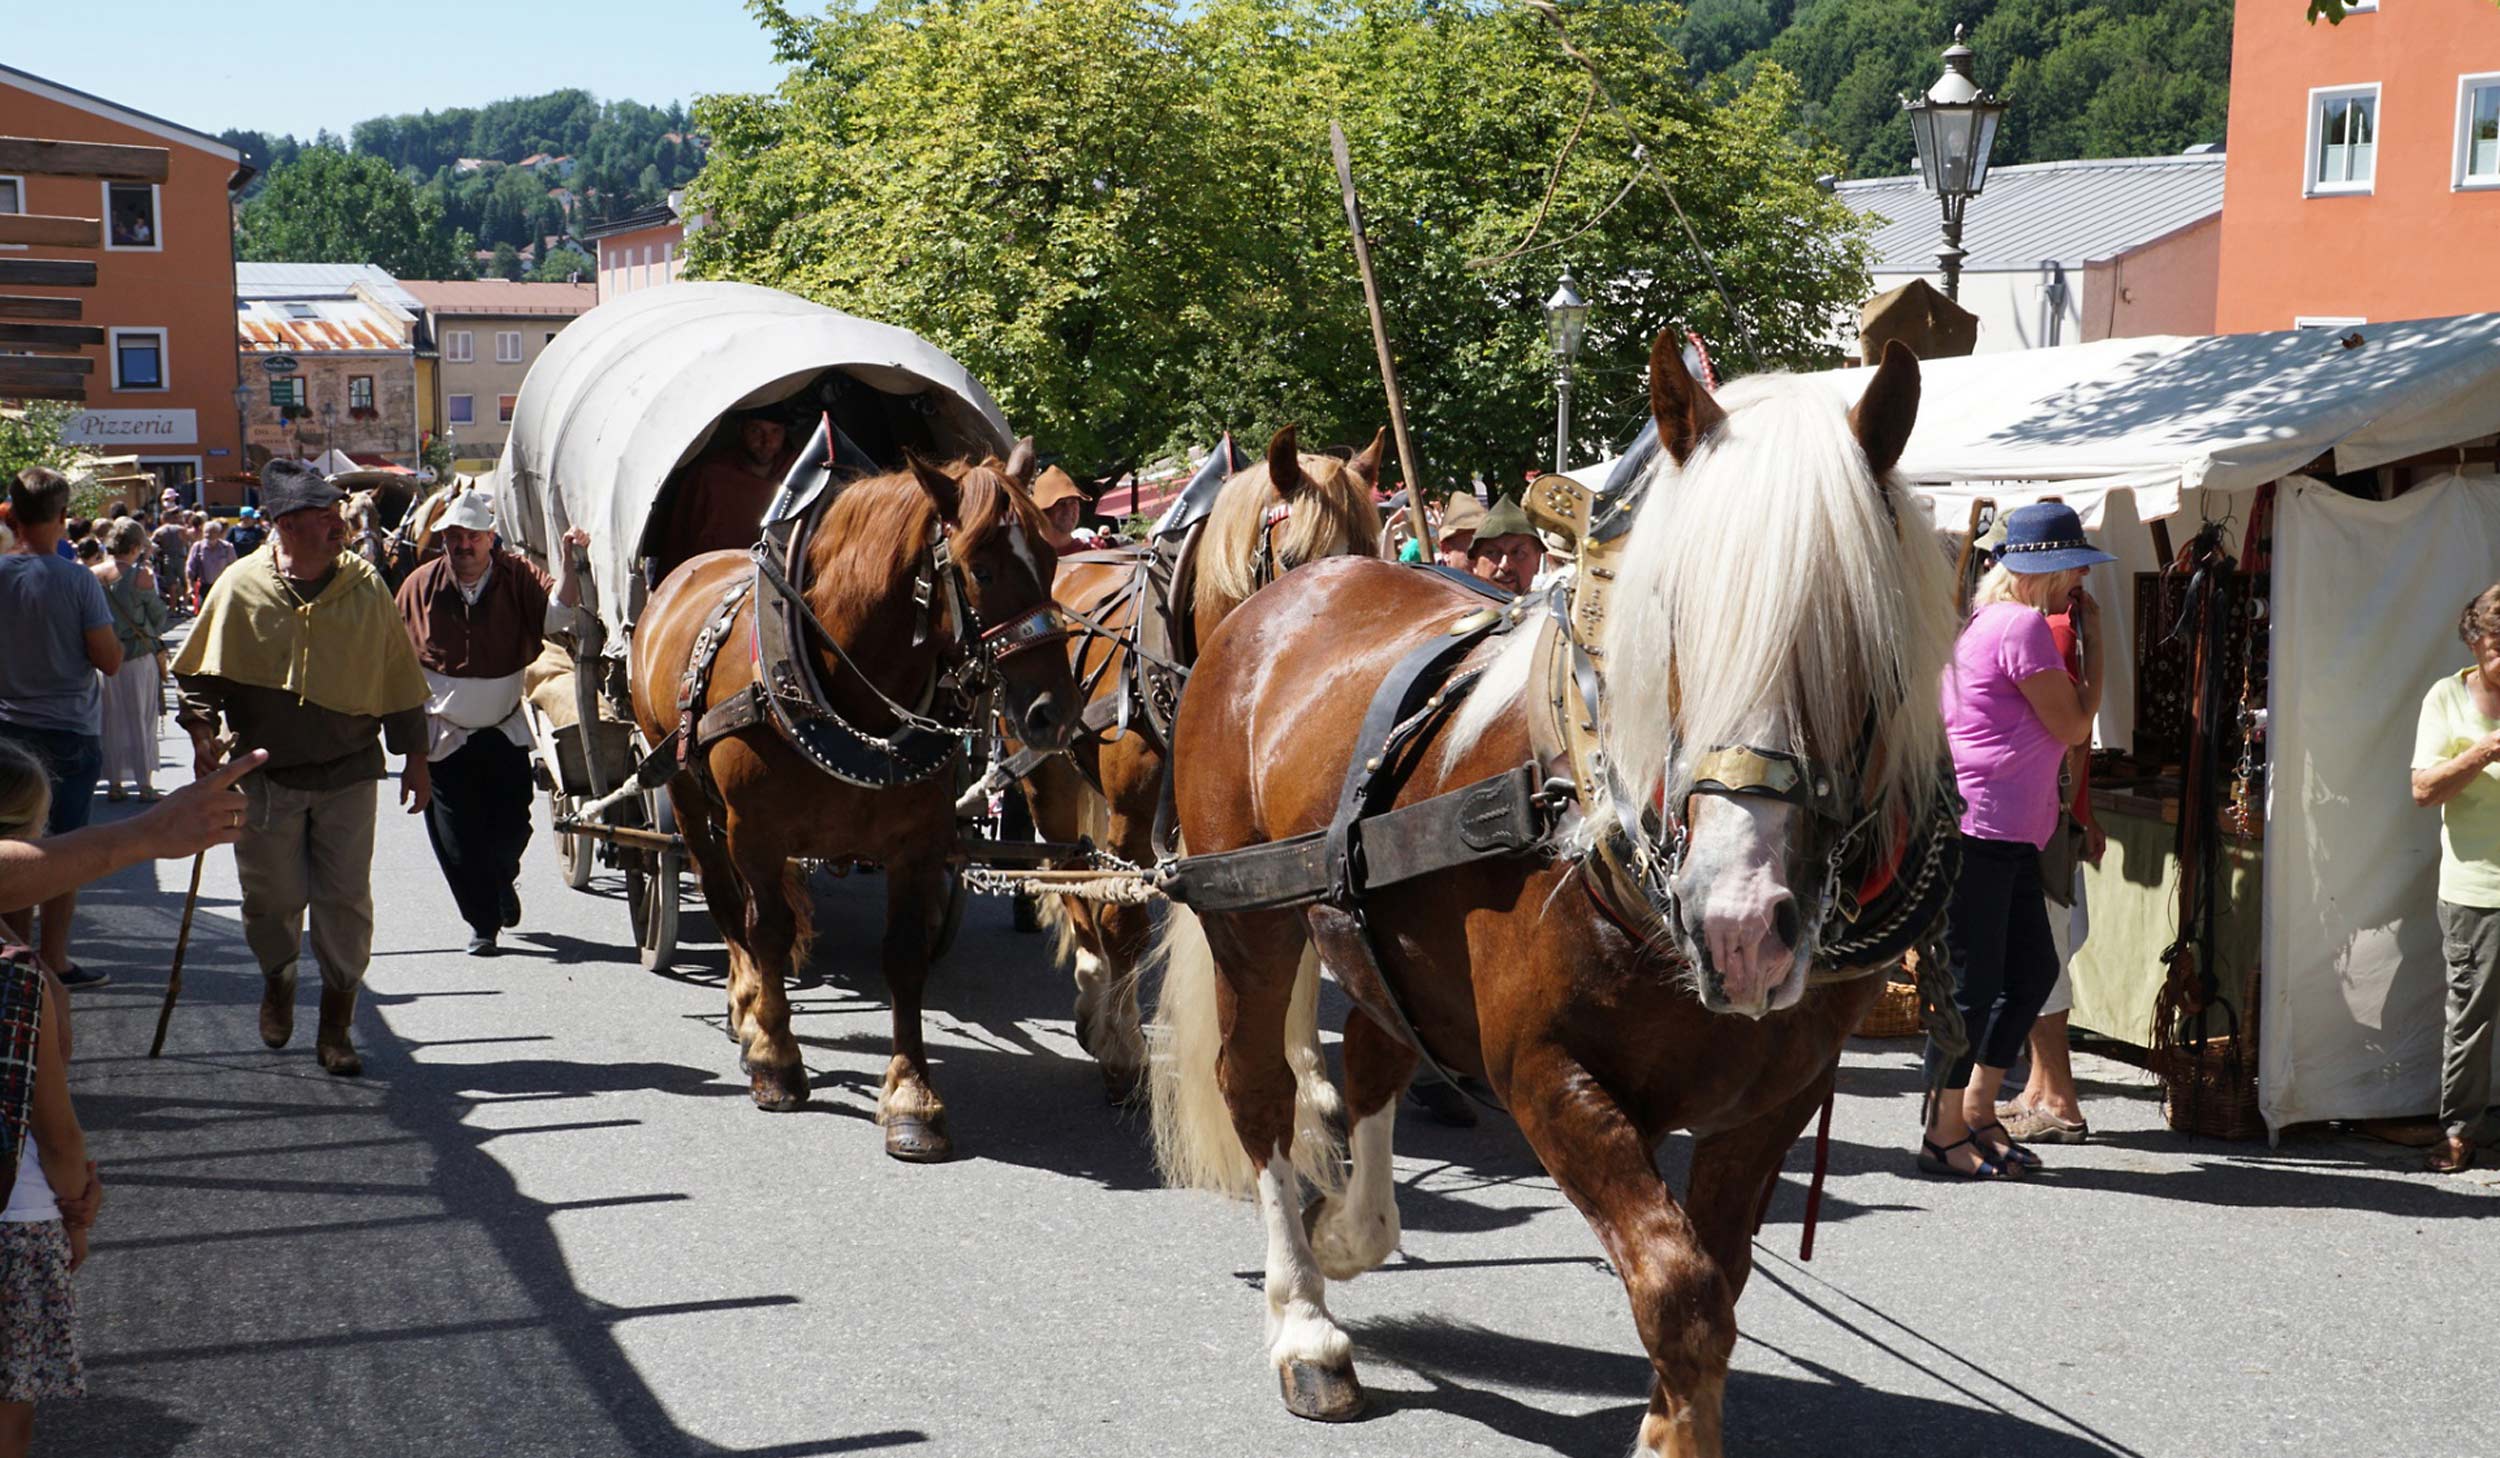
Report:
59,409,198,447
261,354,300,375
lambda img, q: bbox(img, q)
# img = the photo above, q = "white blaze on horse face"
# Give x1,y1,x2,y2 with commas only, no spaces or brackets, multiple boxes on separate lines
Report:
1677,792,1807,1018
1002,514,1044,594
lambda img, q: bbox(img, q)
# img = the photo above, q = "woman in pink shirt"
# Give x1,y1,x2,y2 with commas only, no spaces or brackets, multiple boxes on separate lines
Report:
1919,502,2110,1179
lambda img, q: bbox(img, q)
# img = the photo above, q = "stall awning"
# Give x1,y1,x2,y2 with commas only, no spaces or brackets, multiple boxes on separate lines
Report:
1802,313,2500,526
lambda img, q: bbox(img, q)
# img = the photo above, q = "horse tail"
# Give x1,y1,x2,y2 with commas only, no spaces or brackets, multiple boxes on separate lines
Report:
1147,904,1344,1199
1029,785,1111,975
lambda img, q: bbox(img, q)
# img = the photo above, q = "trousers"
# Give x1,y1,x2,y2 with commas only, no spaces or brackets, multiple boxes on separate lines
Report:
1923,835,2059,1093
2435,898,2500,1142
422,730,536,937
234,776,377,993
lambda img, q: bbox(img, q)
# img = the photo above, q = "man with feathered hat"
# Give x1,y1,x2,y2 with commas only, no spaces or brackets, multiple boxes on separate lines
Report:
172,460,431,1076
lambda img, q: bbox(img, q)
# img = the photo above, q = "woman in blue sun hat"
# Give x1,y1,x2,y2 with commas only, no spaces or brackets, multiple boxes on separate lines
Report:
1917,501,2114,1180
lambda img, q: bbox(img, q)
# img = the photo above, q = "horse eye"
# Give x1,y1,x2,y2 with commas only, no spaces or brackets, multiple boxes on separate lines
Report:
972,567,996,586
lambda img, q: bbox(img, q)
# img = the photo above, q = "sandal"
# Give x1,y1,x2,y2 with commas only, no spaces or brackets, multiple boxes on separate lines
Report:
1917,1135,2018,1179
2001,1106,2089,1144
1970,1120,2043,1170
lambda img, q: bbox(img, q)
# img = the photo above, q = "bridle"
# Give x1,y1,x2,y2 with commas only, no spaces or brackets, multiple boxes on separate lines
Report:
1246,500,1294,592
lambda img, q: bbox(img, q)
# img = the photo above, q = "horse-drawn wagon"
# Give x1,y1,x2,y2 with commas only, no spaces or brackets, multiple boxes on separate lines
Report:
487,280,1024,971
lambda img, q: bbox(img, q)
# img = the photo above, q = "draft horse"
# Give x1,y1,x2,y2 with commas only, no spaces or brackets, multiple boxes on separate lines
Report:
631,447,1076,1161
1148,333,1955,1454
1019,425,1383,1097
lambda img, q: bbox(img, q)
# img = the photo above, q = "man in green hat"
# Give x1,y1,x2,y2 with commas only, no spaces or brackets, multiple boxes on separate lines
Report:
1466,494,1541,596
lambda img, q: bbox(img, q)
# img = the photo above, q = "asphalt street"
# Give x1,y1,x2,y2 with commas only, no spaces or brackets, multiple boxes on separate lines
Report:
38,714,2500,1458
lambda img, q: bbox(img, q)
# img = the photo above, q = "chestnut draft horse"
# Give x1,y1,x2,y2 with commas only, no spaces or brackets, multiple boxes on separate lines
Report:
631,450,1076,1161
1148,334,1956,1453
1019,425,1383,1097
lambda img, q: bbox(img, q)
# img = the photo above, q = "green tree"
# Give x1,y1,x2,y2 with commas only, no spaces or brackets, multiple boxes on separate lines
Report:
490,241,523,280
689,0,1869,489
0,402,77,484
238,148,468,277
530,245,596,283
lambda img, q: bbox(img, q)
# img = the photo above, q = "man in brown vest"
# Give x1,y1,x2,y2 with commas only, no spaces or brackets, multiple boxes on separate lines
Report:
395,488,588,956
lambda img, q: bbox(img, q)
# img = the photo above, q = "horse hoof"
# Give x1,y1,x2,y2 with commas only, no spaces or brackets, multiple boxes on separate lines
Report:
1101,1063,1146,1107
748,1065,811,1111
1278,1359,1365,1422
883,1112,954,1163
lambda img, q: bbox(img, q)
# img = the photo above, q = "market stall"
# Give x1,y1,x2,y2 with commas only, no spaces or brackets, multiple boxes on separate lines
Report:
1800,313,2500,1136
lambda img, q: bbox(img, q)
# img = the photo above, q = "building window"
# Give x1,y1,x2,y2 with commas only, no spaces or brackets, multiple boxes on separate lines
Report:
448,393,474,425
102,182,160,250
269,377,307,410
2307,86,2380,195
2460,74,2500,188
348,375,375,417
495,330,522,363
446,329,474,363
109,328,167,391
497,394,518,423
0,175,21,253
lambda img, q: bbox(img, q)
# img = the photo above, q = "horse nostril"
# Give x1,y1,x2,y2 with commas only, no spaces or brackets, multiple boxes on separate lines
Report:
1023,692,1058,736
1771,896,1801,952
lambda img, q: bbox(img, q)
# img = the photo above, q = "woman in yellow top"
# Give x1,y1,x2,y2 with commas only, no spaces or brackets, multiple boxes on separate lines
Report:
2410,585,2500,1174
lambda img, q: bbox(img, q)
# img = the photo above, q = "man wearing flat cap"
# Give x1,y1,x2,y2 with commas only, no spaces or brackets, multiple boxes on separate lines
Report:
396,487,589,955
1466,494,1542,596
173,459,432,1076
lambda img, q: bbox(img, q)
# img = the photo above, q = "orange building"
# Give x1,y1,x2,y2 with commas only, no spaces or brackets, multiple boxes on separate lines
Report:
0,63,251,499
2215,0,2500,330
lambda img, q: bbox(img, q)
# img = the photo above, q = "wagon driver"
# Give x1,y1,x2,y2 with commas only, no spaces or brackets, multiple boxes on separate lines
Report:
173,460,432,1077
396,487,590,956
651,409,798,584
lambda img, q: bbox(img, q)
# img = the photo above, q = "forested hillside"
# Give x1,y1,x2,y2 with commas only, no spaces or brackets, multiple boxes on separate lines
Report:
1677,0,2233,177
221,91,706,278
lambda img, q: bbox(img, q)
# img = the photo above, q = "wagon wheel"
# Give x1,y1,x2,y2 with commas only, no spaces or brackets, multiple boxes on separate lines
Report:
929,865,969,962
625,793,681,973
552,791,596,891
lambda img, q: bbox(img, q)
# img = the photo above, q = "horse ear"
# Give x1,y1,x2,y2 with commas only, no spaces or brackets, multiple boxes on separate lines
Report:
1003,436,1037,490
1266,425,1304,500
1849,339,1921,479
904,450,961,525
1648,326,1726,466
1347,426,1388,488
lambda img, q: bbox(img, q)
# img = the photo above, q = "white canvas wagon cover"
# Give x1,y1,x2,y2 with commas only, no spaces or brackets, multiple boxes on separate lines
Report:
495,280,1012,633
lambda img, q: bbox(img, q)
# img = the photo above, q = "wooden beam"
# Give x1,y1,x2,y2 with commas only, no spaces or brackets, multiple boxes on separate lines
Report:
0,260,96,288
0,295,81,320
0,215,100,249
0,366,93,392
0,381,86,402
0,354,94,375
0,136,170,183
0,322,102,348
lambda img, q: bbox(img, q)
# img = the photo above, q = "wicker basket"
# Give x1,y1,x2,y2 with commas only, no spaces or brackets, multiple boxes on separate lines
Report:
1854,971,1926,1039
2159,1035,2265,1140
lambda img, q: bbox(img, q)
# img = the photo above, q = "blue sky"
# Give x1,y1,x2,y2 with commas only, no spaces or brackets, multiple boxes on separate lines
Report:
8,0,794,141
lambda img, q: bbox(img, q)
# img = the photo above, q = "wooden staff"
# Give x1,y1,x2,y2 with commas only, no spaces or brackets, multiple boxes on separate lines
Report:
1330,121,1432,556
147,850,206,1059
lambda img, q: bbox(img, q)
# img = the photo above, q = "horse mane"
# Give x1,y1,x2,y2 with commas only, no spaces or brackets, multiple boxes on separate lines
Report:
1193,452,1383,617
801,461,1022,628
1600,373,1957,854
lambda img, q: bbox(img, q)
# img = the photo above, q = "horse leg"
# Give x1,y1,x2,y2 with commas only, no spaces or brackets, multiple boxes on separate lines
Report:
676,802,756,1045
877,852,952,1162
1305,1007,1414,1281
1024,756,1135,1095
728,836,810,1111
1508,1042,1733,1458
1076,799,1159,1102
1684,1061,1841,1309
1201,910,1363,1422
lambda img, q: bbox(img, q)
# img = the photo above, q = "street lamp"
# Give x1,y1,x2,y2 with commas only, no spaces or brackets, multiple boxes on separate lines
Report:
1900,25,2007,302
230,378,252,492
1545,268,1589,474
320,398,338,458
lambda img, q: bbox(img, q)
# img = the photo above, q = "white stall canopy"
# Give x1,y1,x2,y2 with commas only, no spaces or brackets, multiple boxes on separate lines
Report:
1807,312,2500,527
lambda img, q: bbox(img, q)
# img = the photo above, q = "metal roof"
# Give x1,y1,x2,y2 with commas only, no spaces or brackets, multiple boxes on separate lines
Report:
1836,153,2225,274
398,279,597,318
234,262,422,313
236,289,415,354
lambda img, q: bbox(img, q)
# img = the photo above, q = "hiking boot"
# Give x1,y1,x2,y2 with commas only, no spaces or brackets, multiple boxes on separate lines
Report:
260,968,296,1049
315,983,362,1077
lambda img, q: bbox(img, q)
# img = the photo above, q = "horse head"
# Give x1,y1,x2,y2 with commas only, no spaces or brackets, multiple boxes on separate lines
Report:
1602,329,1954,1018
902,443,1079,751
1191,424,1386,619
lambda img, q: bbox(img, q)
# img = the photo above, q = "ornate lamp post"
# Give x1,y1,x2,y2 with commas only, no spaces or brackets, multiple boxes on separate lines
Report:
1544,268,1589,474
1900,26,2007,302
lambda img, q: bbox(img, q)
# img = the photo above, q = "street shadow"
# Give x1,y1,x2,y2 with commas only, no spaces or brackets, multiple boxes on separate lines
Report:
1347,1313,2129,1456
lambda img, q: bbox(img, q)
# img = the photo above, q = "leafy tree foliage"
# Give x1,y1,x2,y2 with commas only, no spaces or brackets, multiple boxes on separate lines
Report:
235,147,471,279
1678,0,2232,178
530,245,598,284
690,0,1869,490
0,402,77,484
